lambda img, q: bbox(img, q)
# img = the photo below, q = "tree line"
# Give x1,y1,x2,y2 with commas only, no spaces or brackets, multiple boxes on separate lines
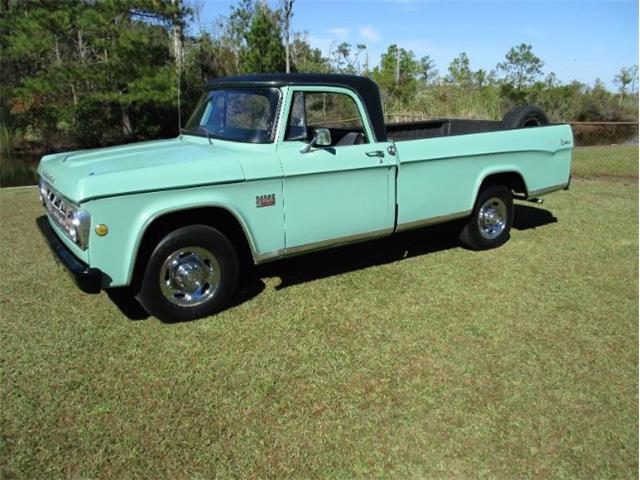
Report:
1,0,637,155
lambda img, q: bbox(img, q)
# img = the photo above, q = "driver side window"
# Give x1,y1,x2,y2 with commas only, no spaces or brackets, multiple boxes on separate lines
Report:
285,91,368,146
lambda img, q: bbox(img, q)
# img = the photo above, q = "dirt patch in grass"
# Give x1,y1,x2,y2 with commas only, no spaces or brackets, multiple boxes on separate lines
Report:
572,175,638,184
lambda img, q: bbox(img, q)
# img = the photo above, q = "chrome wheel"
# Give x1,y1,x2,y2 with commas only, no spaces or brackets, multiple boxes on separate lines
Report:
159,246,220,307
477,197,507,240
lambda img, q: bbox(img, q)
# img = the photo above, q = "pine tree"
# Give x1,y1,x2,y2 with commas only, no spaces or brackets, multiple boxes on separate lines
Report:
372,45,420,100
447,53,472,86
243,7,285,73
1,0,189,144
496,43,544,90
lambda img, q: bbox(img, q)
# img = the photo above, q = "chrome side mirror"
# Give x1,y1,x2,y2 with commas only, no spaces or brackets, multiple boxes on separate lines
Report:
314,128,331,146
300,128,331,153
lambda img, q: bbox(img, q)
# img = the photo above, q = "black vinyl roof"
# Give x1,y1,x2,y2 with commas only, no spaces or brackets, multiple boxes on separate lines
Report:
206,73,387,142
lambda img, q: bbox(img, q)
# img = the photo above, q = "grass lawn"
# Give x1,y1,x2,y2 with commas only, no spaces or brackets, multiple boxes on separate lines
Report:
1,157,638,477
573,145,638,178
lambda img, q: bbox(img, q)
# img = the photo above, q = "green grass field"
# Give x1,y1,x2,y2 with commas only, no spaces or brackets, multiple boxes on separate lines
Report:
573,145,638,178
1,148,638,478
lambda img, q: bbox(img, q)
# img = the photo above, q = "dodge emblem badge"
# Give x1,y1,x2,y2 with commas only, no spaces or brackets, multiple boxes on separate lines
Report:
256,193,276,208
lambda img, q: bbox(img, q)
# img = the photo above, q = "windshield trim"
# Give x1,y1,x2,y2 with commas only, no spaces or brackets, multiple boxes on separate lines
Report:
183,87,282,144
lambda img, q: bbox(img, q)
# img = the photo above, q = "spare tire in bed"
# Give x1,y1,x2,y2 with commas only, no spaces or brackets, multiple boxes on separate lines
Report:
502,106,548,129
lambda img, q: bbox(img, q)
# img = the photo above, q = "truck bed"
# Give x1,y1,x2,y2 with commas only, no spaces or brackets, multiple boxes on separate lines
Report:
391,123,573,231
387,119,507,142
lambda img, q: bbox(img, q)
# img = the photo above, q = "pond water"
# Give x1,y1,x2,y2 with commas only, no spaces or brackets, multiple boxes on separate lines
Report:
571,123,639,147
1,153,40,187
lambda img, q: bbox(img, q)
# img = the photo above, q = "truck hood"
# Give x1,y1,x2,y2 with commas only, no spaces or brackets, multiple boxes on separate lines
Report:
36,138,246,203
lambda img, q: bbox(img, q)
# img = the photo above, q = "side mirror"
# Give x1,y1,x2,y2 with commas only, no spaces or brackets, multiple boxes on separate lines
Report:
314,128,331,146
300,128,331,153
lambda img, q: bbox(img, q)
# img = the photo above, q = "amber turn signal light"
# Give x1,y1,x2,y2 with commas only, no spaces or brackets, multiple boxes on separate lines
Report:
95,224,109,236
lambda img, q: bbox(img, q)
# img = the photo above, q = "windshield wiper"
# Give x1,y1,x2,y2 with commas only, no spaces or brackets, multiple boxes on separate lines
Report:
181,126,214,145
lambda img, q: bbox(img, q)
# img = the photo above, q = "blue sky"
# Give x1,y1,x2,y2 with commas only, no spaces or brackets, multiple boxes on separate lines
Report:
195,0,638,89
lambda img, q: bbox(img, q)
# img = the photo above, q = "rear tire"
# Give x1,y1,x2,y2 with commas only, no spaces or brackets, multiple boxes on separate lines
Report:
459,185,514,251
503,105,548,129
138,225,239,322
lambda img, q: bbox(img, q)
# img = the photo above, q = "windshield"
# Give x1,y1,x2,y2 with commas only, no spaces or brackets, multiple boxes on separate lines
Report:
184,88,281,143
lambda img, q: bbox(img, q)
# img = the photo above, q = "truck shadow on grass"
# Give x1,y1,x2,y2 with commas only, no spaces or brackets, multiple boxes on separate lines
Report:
256,204,557,292
512,204,558,231
107,204,556,321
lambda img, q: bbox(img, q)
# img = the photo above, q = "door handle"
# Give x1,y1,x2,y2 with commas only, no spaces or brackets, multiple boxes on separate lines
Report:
365,150,385,158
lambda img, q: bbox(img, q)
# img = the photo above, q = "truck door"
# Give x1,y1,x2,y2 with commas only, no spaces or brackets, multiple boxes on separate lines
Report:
278,87,397,255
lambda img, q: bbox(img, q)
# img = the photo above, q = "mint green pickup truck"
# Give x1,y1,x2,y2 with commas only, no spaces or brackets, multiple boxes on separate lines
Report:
37,73,572,322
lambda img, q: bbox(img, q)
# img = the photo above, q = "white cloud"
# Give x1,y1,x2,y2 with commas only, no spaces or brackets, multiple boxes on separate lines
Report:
326,27,351,40
359,25,381,43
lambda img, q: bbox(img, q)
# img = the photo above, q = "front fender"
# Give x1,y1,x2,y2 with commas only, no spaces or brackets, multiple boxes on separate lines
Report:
83,180,284,287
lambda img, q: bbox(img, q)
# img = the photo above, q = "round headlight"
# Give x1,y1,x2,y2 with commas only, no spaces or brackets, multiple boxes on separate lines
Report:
64,207,91,250
66,209,78,240
38,179,47,204
74,209,91,250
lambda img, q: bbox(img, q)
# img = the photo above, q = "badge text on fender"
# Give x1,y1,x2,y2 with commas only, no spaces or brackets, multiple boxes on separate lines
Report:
256,193,276,208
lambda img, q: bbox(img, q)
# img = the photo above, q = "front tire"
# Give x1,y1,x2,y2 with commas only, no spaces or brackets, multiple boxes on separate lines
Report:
459,185,514,250
138,225,239,322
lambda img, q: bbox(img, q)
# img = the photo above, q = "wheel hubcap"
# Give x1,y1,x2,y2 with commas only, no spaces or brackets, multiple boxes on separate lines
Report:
159,246,220,306
478,197,507,240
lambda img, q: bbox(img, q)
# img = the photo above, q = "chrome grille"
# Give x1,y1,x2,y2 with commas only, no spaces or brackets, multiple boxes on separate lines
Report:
40,180,69,232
